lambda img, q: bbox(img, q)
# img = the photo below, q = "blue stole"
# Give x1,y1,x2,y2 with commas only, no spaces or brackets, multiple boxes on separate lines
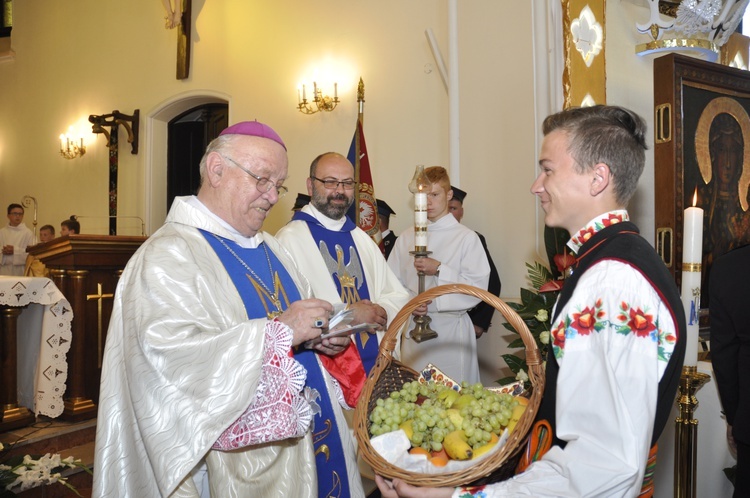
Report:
292,211,380,374
201,231,351,498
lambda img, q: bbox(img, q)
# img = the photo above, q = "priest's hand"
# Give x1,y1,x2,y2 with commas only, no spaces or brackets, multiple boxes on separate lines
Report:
2,244,13,255
278,298,333,347
375,475,453,498
348,299,387,330
313,335,350,357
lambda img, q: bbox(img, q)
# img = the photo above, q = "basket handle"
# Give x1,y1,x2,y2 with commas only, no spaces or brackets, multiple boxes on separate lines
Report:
380,283,542,367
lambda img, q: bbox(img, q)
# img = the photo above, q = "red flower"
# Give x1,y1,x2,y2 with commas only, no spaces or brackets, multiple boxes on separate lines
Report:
553,252,576,273
628,308,656,337
571,306,598,335
575,227,596,244
602,213,625,226
551,321,566,348
540,280,564,293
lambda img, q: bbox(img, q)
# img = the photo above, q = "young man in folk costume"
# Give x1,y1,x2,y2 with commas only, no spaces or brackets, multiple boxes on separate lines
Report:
377,106,686,497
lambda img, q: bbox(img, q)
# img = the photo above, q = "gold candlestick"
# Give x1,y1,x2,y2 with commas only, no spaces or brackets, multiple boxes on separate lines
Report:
674,365,711,498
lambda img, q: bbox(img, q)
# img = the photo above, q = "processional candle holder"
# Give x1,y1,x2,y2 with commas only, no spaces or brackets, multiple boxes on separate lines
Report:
674,365,711,498
674,189,709,498
408,165,437,343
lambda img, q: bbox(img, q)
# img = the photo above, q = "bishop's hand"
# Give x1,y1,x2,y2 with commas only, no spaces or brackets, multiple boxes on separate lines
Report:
278,299,333,347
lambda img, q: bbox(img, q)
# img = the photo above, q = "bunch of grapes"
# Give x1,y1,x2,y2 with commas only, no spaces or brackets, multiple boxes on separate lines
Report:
368,380,521,452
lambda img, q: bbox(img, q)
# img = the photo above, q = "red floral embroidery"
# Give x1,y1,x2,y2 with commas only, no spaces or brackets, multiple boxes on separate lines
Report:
552,320,566,348
571,306,598,335
575,226,596,245
628,308,656,337
601,213,625,226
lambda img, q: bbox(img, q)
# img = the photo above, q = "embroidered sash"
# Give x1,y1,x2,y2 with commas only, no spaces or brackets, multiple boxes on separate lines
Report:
202,232,351,498
293,211,380,374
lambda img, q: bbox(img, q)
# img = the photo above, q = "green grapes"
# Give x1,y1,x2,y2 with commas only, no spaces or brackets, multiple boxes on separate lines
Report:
368,380,522,451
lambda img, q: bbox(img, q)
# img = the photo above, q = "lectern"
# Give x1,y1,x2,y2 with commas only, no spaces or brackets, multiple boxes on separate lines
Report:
29,235,146,421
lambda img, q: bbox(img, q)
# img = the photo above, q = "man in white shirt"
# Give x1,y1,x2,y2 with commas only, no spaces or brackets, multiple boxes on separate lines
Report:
376,105,686,498
0,203,35,275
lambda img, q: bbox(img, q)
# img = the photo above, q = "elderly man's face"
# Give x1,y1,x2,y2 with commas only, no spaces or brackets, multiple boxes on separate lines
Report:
310,154,355,220
219,137,288,237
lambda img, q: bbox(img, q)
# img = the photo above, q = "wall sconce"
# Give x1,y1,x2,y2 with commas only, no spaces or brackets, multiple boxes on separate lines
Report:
297,81,339,114
59,127,86,159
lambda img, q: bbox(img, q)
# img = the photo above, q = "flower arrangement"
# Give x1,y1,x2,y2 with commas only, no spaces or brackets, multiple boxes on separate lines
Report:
498,226,573,390
0,442,92,497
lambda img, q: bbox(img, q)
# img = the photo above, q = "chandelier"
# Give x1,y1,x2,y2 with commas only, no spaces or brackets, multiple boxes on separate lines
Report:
636,0,750,60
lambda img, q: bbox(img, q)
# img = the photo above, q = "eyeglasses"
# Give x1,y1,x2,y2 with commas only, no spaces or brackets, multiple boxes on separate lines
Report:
8,212,23,216
222,155,288,197
311,176,357,190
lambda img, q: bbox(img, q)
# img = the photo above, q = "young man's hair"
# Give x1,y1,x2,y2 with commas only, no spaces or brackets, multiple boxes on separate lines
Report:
7,203,23,214
61,216,81,234
40,224,55,235
542,105,648,205
424,166,451,194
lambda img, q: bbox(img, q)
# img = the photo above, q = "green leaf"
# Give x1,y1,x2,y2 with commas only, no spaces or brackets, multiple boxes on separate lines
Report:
508,337,525,349
527,261,554,290
496,375,516,385
501,353,527,374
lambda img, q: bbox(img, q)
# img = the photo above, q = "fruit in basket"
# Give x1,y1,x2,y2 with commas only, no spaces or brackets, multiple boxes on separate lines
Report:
472,432,500,459
444,430,473,460
437,388,461,408
452,393,476,410
400,419,414,440
445,409,463,428
506,402,528,434
409,447,430,457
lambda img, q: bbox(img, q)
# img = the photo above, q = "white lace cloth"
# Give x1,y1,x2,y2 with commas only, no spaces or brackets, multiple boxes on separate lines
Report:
213,320,311,449
0,276,73,417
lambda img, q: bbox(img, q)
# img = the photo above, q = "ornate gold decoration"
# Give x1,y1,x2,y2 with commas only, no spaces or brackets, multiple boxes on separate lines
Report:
674,365,711,498
563,0,606,109
682,262,702,272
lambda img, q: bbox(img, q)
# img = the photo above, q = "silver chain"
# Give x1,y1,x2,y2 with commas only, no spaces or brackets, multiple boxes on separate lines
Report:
212,234,278,300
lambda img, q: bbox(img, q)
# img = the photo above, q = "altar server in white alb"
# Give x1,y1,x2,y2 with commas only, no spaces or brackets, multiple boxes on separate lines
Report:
93,121,360,498
0,203,36,276
275,152,410,377
388,166,490,384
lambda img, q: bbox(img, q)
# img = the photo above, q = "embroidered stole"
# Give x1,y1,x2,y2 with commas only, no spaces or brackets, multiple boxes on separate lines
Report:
293,211,380,374
202,232,351,498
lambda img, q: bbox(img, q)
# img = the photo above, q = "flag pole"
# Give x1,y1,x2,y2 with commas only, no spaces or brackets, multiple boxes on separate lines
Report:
355,77,365,224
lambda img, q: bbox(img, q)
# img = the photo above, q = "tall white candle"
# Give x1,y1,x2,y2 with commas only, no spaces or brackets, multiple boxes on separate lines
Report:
681,202,703,367
414,192,427,248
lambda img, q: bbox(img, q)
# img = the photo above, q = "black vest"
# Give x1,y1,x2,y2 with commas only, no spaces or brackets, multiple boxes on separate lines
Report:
536,221,686,448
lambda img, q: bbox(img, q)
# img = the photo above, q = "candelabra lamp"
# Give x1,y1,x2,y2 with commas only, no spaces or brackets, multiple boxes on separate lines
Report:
297,81,339,115
674,365,711,498
408,165,437,343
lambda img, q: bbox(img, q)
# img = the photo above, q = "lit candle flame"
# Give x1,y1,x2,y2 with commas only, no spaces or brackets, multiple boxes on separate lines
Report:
692,187,698,208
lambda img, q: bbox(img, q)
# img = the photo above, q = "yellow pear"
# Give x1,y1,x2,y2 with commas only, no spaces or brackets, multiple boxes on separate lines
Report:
445,408,464,429
452,394,476,410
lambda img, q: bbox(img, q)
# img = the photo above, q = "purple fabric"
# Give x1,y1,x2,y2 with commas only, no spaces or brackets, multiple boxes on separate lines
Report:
219,121,286,150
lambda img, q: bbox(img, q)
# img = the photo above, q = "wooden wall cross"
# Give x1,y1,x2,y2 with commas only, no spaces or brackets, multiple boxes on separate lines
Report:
162,0,191,79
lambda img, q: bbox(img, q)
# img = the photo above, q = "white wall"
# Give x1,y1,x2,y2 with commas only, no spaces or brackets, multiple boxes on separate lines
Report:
0,1,668,382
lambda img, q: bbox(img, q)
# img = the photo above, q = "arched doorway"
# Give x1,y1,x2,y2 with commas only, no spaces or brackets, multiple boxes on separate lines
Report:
167,104,228,211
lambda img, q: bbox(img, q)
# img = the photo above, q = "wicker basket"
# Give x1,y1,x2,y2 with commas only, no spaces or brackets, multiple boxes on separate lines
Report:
353,283,545,487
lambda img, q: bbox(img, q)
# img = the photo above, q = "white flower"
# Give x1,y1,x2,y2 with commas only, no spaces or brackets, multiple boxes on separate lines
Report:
516,369,529,382
539,331,550,345
535,309,549,323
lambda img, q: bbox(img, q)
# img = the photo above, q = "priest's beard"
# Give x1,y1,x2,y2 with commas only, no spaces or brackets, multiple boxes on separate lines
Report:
313,190,353,220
